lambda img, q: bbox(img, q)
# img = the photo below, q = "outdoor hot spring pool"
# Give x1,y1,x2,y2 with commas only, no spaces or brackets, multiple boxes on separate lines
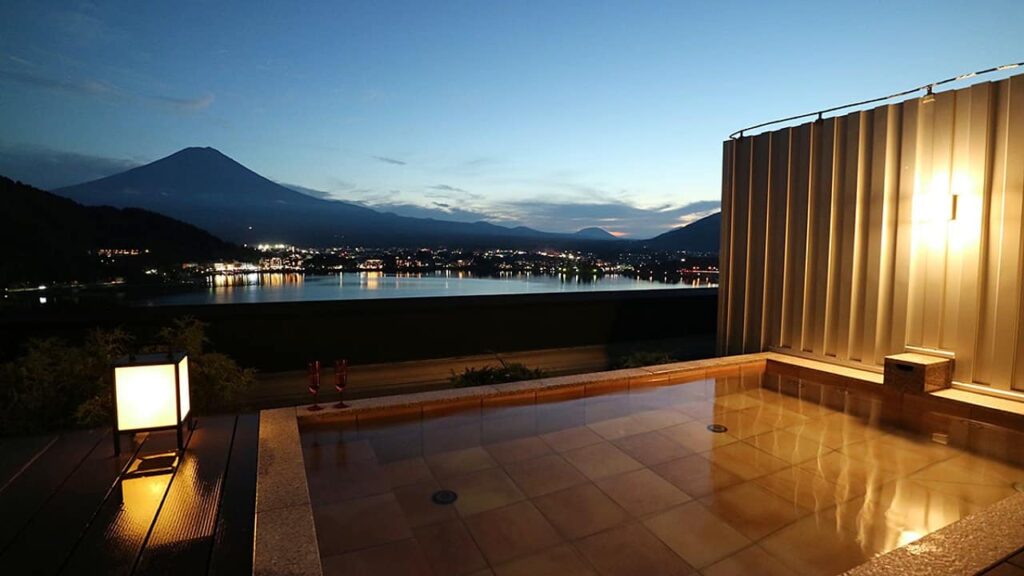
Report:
297,365,1024,576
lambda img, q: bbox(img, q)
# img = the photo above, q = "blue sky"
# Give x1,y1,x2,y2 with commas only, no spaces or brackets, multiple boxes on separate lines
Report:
1,1,1022,238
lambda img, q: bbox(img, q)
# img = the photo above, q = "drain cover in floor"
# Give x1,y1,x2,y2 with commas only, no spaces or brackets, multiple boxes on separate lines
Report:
432,490,458,505
706,424,728,433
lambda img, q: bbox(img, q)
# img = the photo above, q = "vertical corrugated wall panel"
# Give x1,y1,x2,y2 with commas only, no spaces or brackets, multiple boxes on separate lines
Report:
953,83,993,382
888,100,917,358
719,75,1024,390
765,129,792,349
850,110,877,361
975,80,1012,387
974,80,1005,386
922,91,956,350
996,75,1024,389
823,116,847,359
833,113,862,360
804,120,836,355
718,141,734,355
1010,78,1024,390
870,104,902,365
868,105,901,360
744,133,771,352
905,95,934,349
978,76,1024,388
860,108,892,363
856,108,888,360
941,90,969,351
727,137,752,354
782,124,812,350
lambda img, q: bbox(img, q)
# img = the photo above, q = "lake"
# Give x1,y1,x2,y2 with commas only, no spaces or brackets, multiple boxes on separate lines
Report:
132,272,716,306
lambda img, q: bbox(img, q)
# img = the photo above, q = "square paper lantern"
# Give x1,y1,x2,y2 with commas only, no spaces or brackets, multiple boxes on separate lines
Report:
112,352,191,454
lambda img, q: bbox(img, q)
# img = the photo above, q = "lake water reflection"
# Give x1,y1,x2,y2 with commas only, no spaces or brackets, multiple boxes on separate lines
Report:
134,272,715,306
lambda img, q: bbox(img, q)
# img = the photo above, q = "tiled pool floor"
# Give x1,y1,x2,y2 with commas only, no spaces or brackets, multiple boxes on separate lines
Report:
300,370,1024,576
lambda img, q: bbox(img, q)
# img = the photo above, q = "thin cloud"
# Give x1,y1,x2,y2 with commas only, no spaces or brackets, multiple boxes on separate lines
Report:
347,191,720,238
494,174,636,205
448,156,503,175
372,202,493,223
151,93,215,111
424,184,484,202
372,155,407,166
673,206,720,227
281,182,333,199
429,184,468,193
7,55,37,67
327,177,357,191
51,8,118,46
348,189,402,205
491,199,721,239
462,157,499,168
0,68,116,97
0,67,214,113
0,144,143,189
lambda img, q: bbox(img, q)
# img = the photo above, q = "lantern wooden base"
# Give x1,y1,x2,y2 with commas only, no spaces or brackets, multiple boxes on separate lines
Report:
124,451,179,477
113,416,191,456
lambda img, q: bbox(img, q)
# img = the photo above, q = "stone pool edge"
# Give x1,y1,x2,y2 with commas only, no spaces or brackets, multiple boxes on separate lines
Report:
295,352,775,427
254,351,1024,576
254,406,323,576
251,352,773,576
843,491,1024,576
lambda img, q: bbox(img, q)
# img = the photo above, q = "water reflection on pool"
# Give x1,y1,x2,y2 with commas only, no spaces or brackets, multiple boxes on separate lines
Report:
300,367,1024,576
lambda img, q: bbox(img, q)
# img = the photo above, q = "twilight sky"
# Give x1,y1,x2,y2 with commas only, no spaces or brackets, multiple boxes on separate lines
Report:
1,1,1022,238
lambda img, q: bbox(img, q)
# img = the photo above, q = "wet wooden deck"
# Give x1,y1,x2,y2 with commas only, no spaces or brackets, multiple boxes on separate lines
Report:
0,414,258,576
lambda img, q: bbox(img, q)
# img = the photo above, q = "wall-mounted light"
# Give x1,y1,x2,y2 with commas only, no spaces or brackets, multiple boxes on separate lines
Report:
922,85,936,105
112,352,191,455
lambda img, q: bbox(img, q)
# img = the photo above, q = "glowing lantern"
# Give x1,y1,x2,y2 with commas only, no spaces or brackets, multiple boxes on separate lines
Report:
112,352,191,454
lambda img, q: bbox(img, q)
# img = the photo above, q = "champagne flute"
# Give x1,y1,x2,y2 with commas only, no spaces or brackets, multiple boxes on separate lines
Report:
334,359,349,408
307,360,323,411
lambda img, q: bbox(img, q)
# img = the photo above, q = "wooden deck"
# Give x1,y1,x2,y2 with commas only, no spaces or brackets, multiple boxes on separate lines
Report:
0,414,258,576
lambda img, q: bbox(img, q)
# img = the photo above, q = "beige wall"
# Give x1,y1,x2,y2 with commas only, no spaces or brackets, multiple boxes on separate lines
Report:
718,74,1024,390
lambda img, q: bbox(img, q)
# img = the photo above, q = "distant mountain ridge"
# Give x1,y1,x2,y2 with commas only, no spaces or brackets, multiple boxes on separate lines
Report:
574,227,618,240
643,212,721,253
55,148,621,248
53,146,720,252
0,175,242,285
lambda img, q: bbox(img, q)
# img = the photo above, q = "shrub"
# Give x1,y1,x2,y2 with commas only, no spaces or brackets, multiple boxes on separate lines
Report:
0,317,254,436
74,317,255,427
450,360,545,388
611,350,676,369
0,329,130,435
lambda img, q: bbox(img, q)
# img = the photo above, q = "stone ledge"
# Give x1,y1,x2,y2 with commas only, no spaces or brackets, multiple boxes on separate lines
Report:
765,354,884,387
933,388,1024,418
294,355,775,427
255,406,322,576
844,492,1024,576
254,503,323,576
